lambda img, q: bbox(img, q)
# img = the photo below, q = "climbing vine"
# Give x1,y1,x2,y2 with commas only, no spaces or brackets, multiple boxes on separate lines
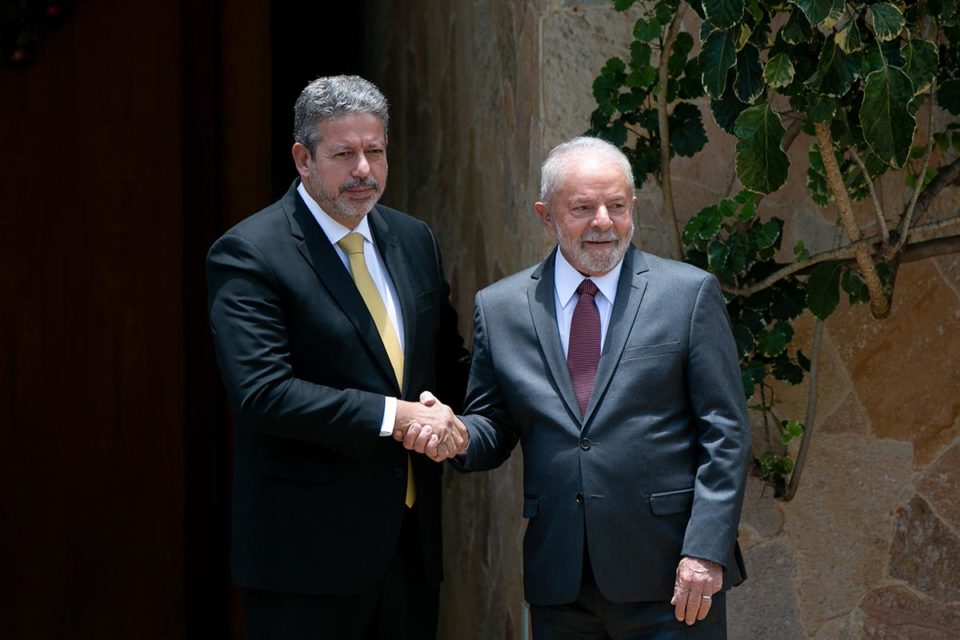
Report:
590,0,960,498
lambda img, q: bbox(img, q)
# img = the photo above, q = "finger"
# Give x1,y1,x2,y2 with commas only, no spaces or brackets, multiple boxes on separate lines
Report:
433,442,450,462
392,428,404,442
672,584,688,622
403,423,423,450
424,433,441,458
696,594,713,621
684,584,705,625
413,426,433,454
419,390,438,406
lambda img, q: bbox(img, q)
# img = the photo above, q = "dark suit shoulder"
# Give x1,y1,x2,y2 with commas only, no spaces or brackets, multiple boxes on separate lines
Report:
640,251,714,287
476,262,541,301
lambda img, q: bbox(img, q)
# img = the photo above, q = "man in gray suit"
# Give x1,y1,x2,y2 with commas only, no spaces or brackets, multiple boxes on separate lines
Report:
405,136,750,638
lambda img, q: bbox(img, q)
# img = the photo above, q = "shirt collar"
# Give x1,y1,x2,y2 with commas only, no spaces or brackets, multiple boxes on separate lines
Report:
554,247,624,308
297,182,374,246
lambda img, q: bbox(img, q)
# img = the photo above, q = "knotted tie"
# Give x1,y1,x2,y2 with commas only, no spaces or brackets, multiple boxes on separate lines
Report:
338,232,415,507
567,280,601,417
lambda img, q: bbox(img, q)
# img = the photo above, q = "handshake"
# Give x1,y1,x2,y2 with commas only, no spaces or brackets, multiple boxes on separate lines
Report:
393,391,468,462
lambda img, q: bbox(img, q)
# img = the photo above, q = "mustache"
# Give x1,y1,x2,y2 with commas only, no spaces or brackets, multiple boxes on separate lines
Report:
339,178,380,193
581,230,621,243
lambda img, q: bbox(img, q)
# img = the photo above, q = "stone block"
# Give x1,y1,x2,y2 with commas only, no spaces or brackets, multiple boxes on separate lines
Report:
917,441,960,533
860,585,960,639
889,495,960,603
727,541,803,640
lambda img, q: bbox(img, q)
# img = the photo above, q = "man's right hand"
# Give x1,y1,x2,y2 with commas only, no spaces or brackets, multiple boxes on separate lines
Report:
394,391,468,461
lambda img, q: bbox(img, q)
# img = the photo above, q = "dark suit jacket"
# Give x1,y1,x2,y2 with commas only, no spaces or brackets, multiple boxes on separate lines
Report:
206,180,468,596
453,246,750,606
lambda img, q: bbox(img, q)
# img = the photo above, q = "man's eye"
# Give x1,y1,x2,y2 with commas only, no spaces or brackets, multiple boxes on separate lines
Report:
335,152,352,159
367,148,384,155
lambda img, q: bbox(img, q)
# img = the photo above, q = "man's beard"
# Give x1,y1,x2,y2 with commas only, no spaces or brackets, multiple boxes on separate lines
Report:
557,221,633,275
315,178,383,222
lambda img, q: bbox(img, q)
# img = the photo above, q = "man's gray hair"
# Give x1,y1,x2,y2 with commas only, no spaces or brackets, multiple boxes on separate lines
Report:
293,75,390,154
539,137,635,204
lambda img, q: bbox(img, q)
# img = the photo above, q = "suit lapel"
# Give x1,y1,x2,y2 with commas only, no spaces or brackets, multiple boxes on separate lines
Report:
368,206,415,395
582,245,649,423
284,185,400,394
527,249,582,423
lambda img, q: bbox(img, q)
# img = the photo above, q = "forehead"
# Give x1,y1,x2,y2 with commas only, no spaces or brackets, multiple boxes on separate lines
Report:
316,112,386,146
557,157,631,199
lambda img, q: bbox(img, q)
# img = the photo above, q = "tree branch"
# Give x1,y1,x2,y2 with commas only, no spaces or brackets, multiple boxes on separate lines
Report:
783,316,824,502
893,83,937,256
719,214,960,296
850,148,890,244
909,154,960,227
658,2,688,260
814,122,890,317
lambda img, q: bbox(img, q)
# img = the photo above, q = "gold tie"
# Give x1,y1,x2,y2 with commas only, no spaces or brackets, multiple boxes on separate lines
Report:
338,232,415,507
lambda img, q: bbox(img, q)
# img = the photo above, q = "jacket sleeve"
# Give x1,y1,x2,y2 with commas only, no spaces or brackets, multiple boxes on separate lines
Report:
206,231,384,462
451,291,520,472
681,274,752,566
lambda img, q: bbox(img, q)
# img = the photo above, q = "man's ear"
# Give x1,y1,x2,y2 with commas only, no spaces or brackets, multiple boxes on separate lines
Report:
535,202,557,239
292,142,312,179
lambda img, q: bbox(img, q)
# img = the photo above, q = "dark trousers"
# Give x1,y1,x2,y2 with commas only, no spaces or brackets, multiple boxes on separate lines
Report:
531,556,726,640
243,508,439,640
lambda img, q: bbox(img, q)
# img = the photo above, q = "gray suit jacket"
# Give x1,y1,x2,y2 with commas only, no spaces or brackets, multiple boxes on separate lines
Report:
453,245,750,606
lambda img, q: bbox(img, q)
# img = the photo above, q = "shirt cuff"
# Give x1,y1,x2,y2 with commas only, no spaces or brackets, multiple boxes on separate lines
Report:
380,396,397,436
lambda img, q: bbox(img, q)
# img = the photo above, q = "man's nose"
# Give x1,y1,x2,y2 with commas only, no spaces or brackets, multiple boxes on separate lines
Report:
353,152,370,177
592,205,613,229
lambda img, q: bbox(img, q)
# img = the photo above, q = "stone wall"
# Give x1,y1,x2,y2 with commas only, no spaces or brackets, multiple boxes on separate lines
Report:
367,1,960,638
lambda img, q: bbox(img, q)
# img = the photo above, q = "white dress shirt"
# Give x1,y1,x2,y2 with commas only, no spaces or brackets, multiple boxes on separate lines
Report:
553,249,624,357
297,183,401,436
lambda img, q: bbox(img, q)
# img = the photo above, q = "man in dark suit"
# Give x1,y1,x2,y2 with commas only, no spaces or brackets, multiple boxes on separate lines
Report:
413,136,750,638
206,75,469,639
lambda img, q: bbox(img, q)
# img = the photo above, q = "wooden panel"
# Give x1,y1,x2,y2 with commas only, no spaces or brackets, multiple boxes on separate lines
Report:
0,1,185,636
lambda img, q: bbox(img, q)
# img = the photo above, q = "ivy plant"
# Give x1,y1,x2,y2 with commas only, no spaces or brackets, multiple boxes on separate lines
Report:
590,0,960,498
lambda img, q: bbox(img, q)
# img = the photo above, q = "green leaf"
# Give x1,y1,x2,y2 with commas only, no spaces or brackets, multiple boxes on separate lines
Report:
764,52,795,89
634,17,661,42
938,78,960,115
741,360,766,396
866,3,905,42
683,204,724,245
806,260,842,320
902,40,938,95
793,240,810,261
703,0,746,29
732,324,755,358
758,322,793,356
805,34,861,98
711,84,749,134
700,29,738,99
734,104,790,194
780,419,805,443
708,240,730,270
792,0,844,28
630,40,653,70
679,58,706,99
781,8,813,45
754,219,782,249
836,18,863,53
670,102,708,157
668,32,695,77
861,64,917,168
615,0,637,9
841,270,870,304
735,44,765,104
806,94,838,122
773,359,805,384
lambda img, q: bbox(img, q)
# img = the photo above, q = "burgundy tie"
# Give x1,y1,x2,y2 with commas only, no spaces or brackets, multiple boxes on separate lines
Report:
567,280,601,417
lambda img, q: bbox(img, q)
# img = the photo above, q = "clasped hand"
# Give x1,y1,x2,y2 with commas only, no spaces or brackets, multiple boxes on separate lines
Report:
393,391,468,462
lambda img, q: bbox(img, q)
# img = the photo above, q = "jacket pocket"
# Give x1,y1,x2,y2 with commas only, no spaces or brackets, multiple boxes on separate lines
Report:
622,341,680,361
522,496,540,519
649,487,694,515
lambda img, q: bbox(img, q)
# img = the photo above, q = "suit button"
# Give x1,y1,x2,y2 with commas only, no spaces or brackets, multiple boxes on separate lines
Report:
575,492,584,504
580,438,591,451
394,467,404,479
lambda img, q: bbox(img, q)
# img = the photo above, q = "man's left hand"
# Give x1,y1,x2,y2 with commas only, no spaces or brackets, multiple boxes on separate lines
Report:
671,556,722,625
